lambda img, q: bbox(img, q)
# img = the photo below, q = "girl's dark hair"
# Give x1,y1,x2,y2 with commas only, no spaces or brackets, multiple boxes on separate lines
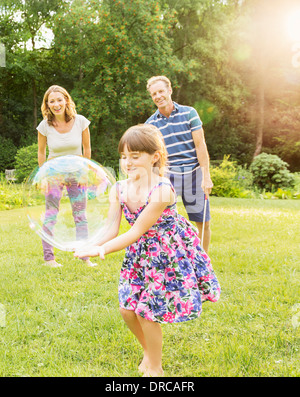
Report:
118,124,168,176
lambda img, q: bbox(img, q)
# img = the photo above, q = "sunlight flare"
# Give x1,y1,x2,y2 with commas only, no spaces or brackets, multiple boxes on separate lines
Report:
286,9,300,42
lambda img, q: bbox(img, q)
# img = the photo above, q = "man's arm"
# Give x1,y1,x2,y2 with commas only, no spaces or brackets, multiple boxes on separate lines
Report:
191,127,213,196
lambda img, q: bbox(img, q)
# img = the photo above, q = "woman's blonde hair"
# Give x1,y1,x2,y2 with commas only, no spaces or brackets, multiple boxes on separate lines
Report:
118,124,168,176
41,85,77,125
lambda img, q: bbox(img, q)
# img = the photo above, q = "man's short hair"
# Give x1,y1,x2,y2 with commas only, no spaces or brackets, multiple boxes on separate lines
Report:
146,76,172,91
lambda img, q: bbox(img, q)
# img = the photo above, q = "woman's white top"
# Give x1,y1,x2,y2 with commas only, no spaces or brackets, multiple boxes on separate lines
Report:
37,114,90,159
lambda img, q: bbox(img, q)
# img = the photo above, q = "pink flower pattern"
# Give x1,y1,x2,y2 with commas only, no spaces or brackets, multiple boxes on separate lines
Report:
117,182,221,323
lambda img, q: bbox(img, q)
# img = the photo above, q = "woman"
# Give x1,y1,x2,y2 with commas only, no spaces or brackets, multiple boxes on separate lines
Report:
37,85,95,267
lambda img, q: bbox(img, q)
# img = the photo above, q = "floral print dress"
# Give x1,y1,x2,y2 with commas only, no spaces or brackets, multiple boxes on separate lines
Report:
117,181,221,324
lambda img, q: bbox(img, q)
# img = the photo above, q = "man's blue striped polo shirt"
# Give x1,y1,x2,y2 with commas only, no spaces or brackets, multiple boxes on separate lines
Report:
145,102,202,174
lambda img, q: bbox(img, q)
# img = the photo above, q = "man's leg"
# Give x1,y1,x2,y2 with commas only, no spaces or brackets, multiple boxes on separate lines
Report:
182,168,211,253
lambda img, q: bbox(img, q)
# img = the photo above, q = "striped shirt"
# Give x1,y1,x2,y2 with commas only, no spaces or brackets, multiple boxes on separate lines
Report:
145,102,203,174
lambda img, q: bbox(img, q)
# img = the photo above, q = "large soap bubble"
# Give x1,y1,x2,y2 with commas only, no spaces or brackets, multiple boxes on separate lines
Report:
24,155,117,252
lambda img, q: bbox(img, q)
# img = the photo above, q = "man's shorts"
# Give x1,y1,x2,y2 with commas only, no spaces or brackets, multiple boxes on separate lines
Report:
168,167,211,223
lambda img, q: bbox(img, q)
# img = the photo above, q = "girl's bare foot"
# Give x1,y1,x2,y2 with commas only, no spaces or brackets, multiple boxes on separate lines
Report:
138,356,150,374
139,356,163,377
142,366,164,377
43,260,62,268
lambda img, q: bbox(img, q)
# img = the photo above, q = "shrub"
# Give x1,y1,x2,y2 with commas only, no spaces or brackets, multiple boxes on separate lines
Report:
293,172,300,192
0,176,23,210
250,153,295,192
235,165,254,190
0,136,17,172
15,143,39,183
260,188,300,200
210,155,254,198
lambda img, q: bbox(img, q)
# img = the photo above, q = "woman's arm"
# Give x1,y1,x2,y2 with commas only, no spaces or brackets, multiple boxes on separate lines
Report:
38,132,47,167
82,127,91,159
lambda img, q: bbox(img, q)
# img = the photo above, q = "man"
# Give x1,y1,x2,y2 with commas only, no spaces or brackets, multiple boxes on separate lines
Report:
145,76,213,253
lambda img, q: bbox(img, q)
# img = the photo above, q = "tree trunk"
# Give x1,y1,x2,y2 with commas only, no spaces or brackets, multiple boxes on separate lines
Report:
31,36,37,130
174,11,189,103
253,6,268,160
253,76,264,158
32,78,37,130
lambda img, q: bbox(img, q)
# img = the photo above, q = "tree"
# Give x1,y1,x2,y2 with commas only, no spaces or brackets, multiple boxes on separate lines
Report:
1,0,299,171
0,0,64,147
53,0,182,168
159,0,255,164
236,0,300,167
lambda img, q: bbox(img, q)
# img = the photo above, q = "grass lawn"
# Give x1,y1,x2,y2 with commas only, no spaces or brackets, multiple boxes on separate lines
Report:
0,197,299,377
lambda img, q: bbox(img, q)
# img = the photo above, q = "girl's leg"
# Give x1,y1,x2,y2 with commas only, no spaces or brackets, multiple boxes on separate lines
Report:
119,308,147,351
119,308,152,373
137,315,163,376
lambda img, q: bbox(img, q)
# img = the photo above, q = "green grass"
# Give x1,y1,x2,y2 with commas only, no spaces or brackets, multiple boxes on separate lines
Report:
0,197,299,377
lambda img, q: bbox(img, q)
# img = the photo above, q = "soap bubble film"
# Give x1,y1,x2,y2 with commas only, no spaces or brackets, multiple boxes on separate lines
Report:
24,155,116,251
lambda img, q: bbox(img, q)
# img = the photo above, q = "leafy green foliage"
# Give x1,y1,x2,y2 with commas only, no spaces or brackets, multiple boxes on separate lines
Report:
250,153,295,192
261,188,300,200
163,0,254,165
52,0,182,165
262,101,300,172
0,176,23,210
0,136,17,172
0,0,65,146
210,155,254,198
1,0,300,172
14,143,38,183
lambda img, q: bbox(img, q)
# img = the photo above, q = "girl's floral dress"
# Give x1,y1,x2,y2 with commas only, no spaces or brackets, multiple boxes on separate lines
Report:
117,181,221,324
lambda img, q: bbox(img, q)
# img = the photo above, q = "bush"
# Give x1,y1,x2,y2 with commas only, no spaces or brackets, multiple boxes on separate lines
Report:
235,165,254,190
250,153,295,192
293,172,300,192
0,175,23,210
260,188,300,200
210,155,254,198
15,143,39,183
0,136,17,172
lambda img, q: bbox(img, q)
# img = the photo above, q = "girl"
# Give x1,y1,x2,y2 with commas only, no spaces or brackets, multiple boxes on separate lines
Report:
37,85,95,267
74,124,221,376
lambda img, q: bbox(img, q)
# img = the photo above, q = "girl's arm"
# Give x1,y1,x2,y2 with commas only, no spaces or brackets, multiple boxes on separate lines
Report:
98,183,122,242
74,183,174,259
74,183,122,257
38,132,47,167
82,127,91,159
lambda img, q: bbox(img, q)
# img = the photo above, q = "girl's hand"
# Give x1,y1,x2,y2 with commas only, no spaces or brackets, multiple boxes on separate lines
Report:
74,245,105,260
